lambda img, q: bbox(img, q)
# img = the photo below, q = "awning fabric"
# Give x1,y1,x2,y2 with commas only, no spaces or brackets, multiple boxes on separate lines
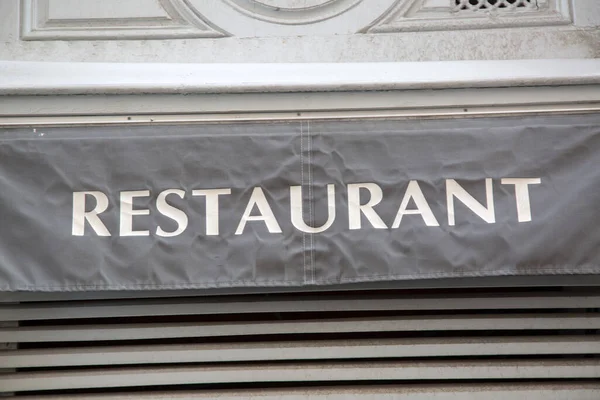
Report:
1,114,599,291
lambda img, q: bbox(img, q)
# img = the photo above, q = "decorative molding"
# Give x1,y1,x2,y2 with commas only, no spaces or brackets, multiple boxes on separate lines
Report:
18,0,577,40
222,0,363,25
187,0,398,37
366,0,573,33
453,0,535,12
20,0,228,40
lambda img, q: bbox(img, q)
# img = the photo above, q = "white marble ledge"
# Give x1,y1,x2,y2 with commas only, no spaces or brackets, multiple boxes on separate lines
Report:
1,59,600,95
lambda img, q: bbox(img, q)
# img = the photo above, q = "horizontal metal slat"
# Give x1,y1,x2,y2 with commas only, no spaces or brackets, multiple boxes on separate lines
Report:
2,292,600,321
5,279,600,305
3,313,599,343
11,383,600,400
2,360,599,392
0,278,600,303
2,336,599,368
3,277,600,303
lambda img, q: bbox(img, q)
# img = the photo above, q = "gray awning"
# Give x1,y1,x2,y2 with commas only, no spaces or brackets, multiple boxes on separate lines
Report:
1,114,599,291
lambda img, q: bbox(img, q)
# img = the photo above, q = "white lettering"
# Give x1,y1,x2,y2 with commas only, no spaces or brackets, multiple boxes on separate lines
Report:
73,177,532,237
446,178,495,226
348,183,387,230
120,190,150,237
290,184,336,233
235,187,282,235
392,180,439,228
156,189,188,237
501,178,541,222
192,188,231,235
72,191,111,236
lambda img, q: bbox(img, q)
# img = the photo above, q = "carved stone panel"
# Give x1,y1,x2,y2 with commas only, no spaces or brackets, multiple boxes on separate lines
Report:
21,0,227,40
367,0,573,32
187,0,399,37
20,0,575,40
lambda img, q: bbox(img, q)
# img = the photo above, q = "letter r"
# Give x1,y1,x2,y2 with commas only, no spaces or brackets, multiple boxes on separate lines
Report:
72,191,111,236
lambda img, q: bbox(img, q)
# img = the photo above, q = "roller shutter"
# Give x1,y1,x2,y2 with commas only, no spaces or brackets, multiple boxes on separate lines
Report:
1,286,599,398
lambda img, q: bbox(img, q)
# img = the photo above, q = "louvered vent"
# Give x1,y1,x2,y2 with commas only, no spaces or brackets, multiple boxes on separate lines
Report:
1,287,599,398
454,0,535,11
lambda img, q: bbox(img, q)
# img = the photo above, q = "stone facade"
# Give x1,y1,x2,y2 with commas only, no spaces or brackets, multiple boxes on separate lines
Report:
1,0,598,63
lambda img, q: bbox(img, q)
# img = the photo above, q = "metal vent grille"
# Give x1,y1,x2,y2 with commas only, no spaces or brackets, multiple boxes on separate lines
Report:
1,287,599,398
454,0,535,11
